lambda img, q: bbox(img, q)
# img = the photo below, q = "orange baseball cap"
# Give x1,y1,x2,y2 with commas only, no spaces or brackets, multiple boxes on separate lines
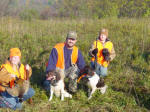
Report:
9,48,21,58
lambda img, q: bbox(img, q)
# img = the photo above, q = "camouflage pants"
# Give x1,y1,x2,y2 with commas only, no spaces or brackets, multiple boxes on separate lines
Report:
65,64,79,93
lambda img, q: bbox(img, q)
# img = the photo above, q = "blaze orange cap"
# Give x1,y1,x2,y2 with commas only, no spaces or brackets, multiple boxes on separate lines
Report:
9,48,21,58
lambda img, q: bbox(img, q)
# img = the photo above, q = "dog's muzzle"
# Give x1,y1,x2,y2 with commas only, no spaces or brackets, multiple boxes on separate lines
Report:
50,79,57,86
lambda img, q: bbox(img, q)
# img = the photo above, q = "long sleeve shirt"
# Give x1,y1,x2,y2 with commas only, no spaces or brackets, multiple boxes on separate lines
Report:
46,45,85,73
0,60,32,92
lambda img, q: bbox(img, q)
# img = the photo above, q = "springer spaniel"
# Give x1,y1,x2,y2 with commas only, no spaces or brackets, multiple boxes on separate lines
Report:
47,69,72,101
78,66,107,99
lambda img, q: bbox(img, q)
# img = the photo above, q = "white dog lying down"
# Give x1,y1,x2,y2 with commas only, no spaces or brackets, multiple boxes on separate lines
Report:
46,69,72,101
78,66,107,99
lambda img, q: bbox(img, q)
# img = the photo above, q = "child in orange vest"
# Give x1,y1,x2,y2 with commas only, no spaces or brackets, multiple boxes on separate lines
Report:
89,29,116,77
0,48,34,110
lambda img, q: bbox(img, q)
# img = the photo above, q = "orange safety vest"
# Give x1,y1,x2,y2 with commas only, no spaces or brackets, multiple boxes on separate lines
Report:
91,40,113,67
54,43,78,69
1,63,26,80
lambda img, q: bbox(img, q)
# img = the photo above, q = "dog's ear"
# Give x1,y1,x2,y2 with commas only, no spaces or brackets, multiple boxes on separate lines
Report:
47,70,55,76
55,71,61,81
96,78,105,88
102,48,110,56
80,65,95,76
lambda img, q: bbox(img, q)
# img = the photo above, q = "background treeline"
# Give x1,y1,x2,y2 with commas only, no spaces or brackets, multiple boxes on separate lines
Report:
0,0,150,20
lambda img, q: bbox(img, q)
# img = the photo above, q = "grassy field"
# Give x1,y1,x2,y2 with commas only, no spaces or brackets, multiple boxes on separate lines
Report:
0,17,150,112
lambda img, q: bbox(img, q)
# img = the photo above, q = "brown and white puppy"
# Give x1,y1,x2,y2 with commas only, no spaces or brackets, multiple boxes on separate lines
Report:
79,66,107,99
47,69,72,101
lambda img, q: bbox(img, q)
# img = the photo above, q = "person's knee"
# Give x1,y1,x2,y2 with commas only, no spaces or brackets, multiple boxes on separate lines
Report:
13,102,22,110
100,68,107,77
100,72,107,77
0,97,21,110
27,88,35,98
22,88,35,101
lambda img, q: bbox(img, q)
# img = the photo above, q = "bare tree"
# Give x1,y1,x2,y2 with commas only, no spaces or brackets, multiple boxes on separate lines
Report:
0,0,13,16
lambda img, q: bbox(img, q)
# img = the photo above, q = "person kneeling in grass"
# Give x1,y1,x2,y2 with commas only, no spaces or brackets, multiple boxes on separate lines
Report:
89,28,116,77
43,31,85,94
0,48,35,110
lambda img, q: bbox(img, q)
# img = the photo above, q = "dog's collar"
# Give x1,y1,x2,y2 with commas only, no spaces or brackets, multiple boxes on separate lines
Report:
77,73,87,83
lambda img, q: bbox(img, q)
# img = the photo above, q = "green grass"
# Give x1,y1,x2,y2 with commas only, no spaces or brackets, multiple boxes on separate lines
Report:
0,17,150,112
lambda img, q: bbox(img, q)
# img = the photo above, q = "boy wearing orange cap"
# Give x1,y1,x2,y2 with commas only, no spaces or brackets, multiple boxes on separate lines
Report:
89,28,116,77
0,48,35,110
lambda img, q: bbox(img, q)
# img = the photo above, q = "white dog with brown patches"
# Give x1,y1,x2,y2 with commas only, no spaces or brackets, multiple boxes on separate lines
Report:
79,66,107,99
46,69,72,101
87,72,107,99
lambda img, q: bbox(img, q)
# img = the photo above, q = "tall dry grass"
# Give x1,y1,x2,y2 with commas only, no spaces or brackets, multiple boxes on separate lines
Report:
0,17,150,112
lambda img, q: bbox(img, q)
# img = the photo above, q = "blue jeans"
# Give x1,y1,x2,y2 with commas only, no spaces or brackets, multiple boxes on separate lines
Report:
91,61,107,77
43,80,50,92
0,88,35,110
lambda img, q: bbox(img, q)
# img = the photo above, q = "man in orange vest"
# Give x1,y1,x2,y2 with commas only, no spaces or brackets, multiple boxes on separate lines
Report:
89,28,116,77
44,31,85,93
0,48,35,110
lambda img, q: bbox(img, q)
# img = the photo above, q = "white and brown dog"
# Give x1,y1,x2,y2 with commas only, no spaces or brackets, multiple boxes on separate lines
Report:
78,66,107,99
46,69,72,101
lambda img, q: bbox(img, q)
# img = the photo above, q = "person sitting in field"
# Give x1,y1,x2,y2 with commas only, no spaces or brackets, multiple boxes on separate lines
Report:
43,31,85,93
0,48,35,110
89,28,116,77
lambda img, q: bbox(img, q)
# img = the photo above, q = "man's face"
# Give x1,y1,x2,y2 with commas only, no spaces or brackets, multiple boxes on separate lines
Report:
10,56,20,65
66,38,77,48
99,34,107,42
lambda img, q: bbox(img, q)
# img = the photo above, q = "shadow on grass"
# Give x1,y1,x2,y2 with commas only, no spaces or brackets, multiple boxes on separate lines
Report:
30,66,45,87
111,79,150,110
142,52,150,64
28,50,50,91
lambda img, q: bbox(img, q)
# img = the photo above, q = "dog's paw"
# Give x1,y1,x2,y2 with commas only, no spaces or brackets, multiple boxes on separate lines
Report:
100,85,108,94
61,97,64,101
69,94,72,98
48,98,52,101
88,96,92,100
